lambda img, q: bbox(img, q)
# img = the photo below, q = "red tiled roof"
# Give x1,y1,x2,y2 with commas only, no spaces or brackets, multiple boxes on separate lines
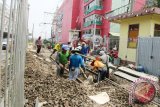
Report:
108,7,160,22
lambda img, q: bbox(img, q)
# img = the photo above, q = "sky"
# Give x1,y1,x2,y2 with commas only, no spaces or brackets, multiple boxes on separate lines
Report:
28,0,63,39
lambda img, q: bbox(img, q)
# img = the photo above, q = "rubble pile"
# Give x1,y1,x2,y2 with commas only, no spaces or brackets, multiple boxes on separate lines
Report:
24,51,158,107
24,52,94,107
95,81,129,107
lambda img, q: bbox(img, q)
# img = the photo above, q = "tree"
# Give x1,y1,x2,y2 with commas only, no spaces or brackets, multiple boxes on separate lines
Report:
157,0,160,7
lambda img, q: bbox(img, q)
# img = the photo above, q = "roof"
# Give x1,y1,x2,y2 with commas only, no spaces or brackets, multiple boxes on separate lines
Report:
107,7,160,22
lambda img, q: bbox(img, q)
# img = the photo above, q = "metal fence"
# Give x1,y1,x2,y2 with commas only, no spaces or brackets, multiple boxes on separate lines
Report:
0,0,29,106
137,37,160,76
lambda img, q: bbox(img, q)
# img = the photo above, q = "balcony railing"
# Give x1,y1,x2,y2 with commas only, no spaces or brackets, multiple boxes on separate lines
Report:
105,3,132,18
83,20,102,27
105,1,160,19
84,0,89,3
85,5,103,15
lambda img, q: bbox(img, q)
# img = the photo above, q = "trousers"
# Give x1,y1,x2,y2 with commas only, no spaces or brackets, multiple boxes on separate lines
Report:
56,64,64,77
97,69,107,82
37,45,41,53
69,68,80,80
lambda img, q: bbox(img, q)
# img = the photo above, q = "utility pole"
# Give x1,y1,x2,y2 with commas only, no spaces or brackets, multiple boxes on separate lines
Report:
93,16,97,50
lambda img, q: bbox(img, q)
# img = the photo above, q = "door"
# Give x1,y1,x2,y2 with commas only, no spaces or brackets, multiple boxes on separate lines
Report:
137,37,153,73
137,37,160,76
152,37,160,76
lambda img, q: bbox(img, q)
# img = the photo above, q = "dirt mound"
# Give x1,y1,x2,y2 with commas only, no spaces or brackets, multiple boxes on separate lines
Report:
24,52,94,107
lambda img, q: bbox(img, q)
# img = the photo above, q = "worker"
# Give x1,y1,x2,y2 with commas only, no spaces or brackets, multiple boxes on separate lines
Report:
50,43,61,57
90,57,108,82
99,51,110,78
56,45,70,77
35,36,42,54
69,48,85,80
80,42,89,62
99,51,110,64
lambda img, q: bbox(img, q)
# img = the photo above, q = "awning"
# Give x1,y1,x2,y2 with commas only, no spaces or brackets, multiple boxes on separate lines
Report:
109,32,120,37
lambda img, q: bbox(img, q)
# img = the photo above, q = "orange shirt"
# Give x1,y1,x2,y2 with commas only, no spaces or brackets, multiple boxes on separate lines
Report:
94,60,105,68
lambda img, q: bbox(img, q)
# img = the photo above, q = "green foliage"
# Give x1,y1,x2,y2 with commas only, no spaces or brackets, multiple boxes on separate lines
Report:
157,0,160,7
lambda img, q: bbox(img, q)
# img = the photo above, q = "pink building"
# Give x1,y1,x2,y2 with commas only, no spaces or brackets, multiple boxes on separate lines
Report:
53,0,111,43
53,0,148,44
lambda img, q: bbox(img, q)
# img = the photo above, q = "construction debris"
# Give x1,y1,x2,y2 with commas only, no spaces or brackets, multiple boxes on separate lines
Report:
24,52,95,107
24,51,159,107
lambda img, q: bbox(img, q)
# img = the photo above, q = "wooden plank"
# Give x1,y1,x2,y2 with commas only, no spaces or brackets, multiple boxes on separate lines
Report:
118,67,159,82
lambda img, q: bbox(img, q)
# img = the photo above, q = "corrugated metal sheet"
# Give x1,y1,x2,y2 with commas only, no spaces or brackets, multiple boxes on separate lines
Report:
137,37,160,76
152,37,160,76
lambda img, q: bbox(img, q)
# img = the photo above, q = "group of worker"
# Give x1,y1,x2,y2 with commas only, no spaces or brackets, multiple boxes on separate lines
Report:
35,36,110,82
50,41,110,82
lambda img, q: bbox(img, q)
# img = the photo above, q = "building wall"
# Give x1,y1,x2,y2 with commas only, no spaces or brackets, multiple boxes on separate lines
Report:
133,0,146,11
101,0,111,37
54,0,147,43
119,15,160,62
55,0,112,43
56,0,74,43
82,0,111,38
77,0,84,31
71,0,81,29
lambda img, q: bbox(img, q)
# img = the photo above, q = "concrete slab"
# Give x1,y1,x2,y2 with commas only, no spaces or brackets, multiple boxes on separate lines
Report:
118,67,159,82
114,71,138,82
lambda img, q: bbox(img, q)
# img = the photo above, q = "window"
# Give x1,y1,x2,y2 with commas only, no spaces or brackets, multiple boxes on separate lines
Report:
84,29,100,35
95,29,101,35
95,0,102,6
91,29,101,35
154,24,160,37
84,29,92,34
128,24,139,48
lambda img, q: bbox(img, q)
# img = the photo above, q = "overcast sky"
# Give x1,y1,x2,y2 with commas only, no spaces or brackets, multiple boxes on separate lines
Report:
28,0,63,39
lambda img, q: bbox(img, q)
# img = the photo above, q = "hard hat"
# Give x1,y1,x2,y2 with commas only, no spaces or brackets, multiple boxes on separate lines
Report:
62,45,69,50
99,51,105,56
71,47,81,53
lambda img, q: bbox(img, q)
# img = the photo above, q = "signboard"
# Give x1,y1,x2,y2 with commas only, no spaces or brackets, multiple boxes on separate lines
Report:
92,35,103,46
